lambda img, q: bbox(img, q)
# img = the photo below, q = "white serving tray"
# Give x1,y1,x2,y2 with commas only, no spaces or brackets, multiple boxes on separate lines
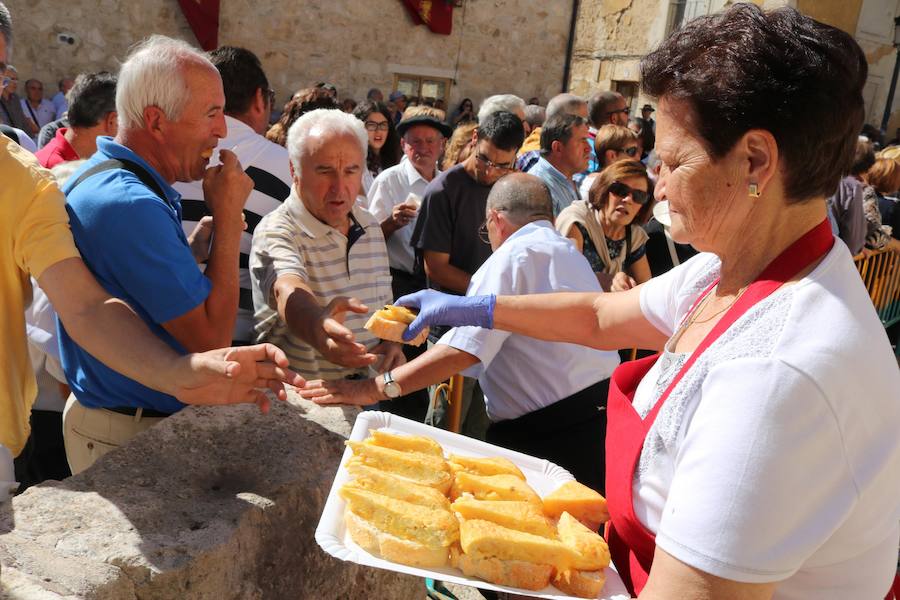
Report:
315,411,631,600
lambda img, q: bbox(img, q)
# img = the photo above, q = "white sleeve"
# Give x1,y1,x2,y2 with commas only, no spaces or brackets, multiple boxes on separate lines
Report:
639,253,718,337
366,173,395,222
655,357,854,582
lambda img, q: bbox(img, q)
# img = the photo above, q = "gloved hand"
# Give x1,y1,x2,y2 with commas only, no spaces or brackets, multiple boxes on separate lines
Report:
395,290,496,342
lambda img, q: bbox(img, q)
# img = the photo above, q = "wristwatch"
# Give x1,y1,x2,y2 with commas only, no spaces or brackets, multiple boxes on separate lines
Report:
382,371,402,399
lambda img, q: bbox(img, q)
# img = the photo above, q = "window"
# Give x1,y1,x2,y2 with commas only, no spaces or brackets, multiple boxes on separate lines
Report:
666,0,711,34
613,81,639,114
392,73,452,106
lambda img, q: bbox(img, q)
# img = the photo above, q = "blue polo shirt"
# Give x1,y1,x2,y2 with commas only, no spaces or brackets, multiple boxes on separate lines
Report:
58,137,211,413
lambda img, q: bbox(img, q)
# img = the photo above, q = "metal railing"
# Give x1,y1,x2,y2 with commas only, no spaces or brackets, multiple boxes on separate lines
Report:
853,248,900,331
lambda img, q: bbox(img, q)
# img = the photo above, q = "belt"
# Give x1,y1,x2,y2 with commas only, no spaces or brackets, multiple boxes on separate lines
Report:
102,406,173,418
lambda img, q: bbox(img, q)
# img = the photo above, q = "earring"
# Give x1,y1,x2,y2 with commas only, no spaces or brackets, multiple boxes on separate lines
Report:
748,183,761,198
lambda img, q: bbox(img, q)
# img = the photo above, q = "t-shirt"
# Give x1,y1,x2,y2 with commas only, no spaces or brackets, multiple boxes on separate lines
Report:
440,221,619,421
172,116,292,344
0,135,80,455
632,244,900,599
59,137,211,414
35,127,78,169
411,163,492,292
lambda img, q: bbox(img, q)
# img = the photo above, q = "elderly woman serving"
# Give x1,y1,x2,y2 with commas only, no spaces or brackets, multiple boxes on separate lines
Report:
394,5,900,599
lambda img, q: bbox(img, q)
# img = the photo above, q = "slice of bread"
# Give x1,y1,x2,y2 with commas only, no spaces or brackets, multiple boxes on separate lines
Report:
459,519,580,573
367,430,444,456
448,454,526,480
542,480,609,530
451,472,541,505
339,486,459,548
450,545,553,591
365,305,429,346
450,497,557,539
557,511,611,570
345,507,449,568
553,568,607,598
345,441,452,494
343,476,450,511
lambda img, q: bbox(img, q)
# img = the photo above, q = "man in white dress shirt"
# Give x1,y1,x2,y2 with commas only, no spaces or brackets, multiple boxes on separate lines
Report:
174,46,291,345
300,173,620,492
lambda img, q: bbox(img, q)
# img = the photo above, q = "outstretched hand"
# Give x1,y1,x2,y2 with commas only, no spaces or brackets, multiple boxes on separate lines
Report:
395,290,496,341
172,343,305,413
297,377,379,407
314,297,378,368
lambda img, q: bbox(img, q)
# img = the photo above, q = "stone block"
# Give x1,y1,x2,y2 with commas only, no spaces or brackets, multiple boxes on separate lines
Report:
0,397,423,599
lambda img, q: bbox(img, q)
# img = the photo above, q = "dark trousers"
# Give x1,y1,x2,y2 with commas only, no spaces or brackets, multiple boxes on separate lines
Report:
13,410,71,492
486,378,609,495
372,268,430,421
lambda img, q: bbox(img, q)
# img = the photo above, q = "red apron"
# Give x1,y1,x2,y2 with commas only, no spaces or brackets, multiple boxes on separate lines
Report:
605,219,834,596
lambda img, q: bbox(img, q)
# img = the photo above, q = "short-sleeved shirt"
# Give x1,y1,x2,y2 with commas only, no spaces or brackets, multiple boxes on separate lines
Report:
367,157,435,274
249,193,392,380
173,116,292,344
0,135,80,455
529,157,580,216
59,137,211,414
633,245,900,598
20,98,56,131
411,163,492,292
439,221,620,421
35,127,78,169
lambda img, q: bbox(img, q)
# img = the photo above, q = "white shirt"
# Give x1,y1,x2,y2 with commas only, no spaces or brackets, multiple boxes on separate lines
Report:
19,98,56,130
25,278,66,412
51,91,67,120
173,115,292,344
633,243,900,599
367,157,435,273
440,221,620,421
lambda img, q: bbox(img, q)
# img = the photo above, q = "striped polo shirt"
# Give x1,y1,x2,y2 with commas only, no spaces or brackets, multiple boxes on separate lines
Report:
249,191,392,380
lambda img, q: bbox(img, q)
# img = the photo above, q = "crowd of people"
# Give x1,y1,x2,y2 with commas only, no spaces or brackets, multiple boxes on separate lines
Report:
1,1,899,598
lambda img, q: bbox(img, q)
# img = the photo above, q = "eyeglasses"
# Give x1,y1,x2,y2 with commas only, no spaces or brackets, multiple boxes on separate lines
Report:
608,181,650,205
619,146,639,158
364,120,390,132
475,153,517,173
606,107,630,117
0,77,8,90
266,88,276,108
478,219,490,244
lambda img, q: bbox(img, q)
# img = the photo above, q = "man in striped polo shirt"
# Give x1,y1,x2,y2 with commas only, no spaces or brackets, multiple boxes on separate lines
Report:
174,46,291,345
250,110,404,380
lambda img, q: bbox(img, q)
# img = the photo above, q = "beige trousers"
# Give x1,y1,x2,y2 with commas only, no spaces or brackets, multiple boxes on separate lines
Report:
62,395,166,475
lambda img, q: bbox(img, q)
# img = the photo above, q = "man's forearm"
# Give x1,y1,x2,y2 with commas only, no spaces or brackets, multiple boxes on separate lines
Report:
424,260,471,294
379,344,478,399
278,281,324,347
380,217,402,239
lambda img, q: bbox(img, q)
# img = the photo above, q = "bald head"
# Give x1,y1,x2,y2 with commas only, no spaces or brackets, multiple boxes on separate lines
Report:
487,173,553,228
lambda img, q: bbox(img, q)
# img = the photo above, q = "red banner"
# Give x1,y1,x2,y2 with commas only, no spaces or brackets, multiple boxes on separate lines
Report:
401,0,454,35
177,0,220,51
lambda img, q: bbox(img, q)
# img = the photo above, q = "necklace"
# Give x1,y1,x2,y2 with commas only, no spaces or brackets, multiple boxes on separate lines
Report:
689,285,747,326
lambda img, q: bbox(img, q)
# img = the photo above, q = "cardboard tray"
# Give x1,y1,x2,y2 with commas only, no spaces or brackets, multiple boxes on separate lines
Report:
315,411,631,599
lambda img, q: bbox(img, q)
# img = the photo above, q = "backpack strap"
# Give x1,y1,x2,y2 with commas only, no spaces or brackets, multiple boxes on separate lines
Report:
65,158,171,208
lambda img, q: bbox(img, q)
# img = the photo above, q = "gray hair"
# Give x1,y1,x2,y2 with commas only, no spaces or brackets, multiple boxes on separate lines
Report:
546,93,586,120
116,35,215,131
588,91,625,128
523,104,545,129
0,2,10,49
286,108,368,173
478,94,525,122
487,173,553,227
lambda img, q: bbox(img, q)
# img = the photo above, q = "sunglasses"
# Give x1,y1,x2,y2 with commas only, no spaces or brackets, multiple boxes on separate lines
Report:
608,181,650,205
619,146,639,158
0,77,8,90
607,107,630,116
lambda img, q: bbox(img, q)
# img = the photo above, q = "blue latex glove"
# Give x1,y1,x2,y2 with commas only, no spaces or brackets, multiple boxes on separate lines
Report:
395,290,496,342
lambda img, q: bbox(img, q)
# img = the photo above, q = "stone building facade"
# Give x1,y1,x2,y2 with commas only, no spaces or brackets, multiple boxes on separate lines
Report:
569,0,900,133
4,0,575,112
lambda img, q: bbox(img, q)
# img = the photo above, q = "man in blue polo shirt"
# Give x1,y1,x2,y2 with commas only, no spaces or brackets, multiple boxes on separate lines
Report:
59,34,254,474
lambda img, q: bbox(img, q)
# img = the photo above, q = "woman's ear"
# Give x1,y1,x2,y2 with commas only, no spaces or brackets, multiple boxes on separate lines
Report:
742,129,779,197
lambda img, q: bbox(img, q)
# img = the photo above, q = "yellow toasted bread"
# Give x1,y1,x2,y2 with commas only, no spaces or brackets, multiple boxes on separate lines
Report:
542,480,609,530
343,473,450,511
345,441,452,494
448,454,526,480
345,508,449,568
366,430,444,456
339,486,458,548
557,511,611,570
459,519,580,573
450,545,553,591
365,305,428,346
553,568,607,598
451,471,541,505
450,497,557,539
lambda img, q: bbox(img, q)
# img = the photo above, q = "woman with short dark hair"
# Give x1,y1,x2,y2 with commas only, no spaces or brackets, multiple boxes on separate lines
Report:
557,160,653,291
392,5,900,598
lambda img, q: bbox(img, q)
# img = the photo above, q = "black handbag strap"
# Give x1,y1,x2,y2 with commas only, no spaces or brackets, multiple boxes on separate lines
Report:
65,158,171,208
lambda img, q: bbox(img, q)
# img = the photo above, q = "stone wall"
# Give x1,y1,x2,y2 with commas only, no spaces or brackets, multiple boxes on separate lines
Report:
0,397,425,599
4,0,573,111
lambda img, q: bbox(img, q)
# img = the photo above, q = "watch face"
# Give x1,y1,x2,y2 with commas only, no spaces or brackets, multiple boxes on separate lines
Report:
384,380,402,398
